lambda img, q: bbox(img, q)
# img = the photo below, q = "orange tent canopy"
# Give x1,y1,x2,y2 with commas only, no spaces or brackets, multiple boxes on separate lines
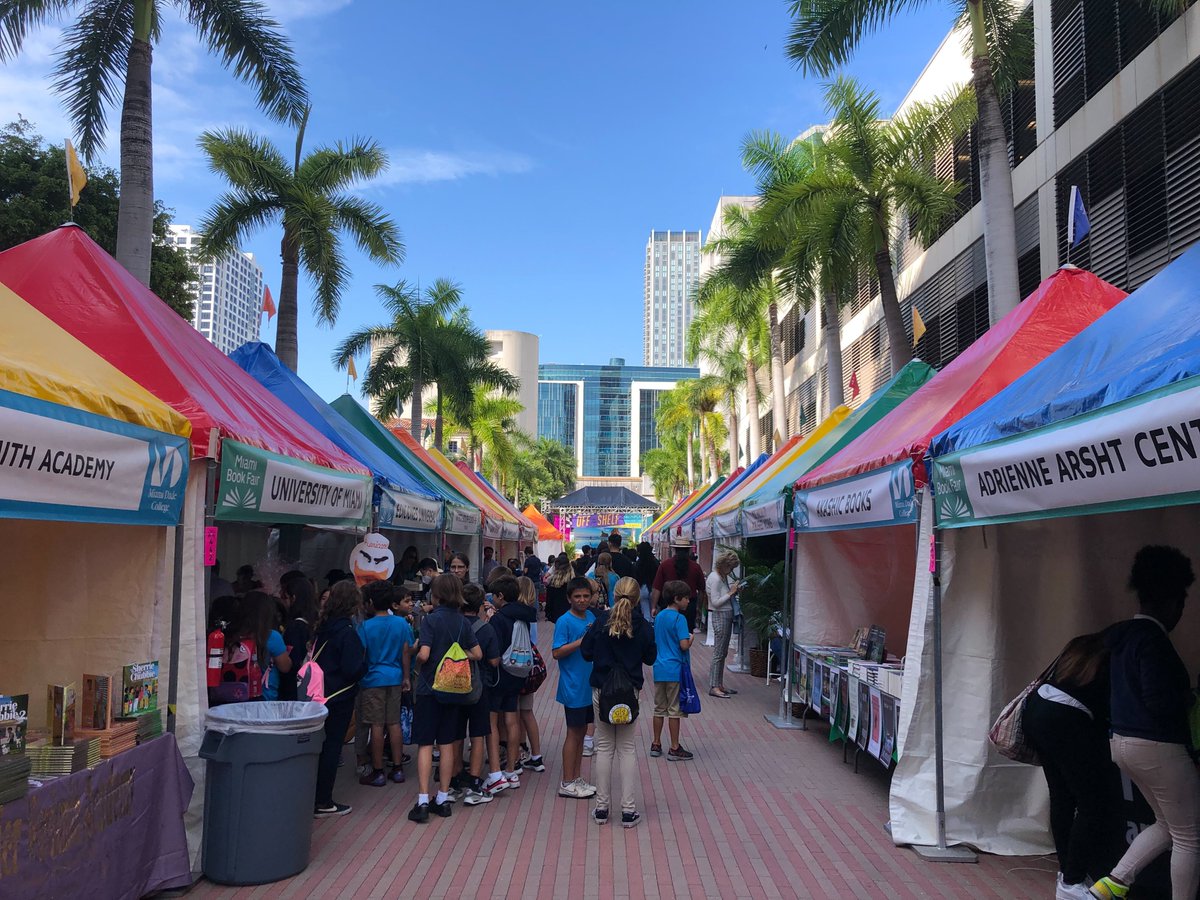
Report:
522,504,565,541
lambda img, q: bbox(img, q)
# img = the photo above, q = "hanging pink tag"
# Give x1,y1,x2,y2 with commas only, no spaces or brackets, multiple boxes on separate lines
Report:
788,527,796,549
929,534,936,573
204,527,218,566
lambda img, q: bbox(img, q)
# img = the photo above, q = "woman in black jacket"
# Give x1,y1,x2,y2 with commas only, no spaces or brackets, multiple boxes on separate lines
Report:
635,542,659,622
312,580,366,818
1092,546,1198,900
581,577,656,828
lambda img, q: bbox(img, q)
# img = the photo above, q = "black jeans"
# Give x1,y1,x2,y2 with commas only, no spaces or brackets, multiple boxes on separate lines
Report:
315,696,355,808
1022,690,1122,884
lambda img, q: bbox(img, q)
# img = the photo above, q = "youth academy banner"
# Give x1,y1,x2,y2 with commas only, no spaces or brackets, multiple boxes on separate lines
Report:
931,378,1200,528
0,388,187,526
216,440,371,528
793,460,918,533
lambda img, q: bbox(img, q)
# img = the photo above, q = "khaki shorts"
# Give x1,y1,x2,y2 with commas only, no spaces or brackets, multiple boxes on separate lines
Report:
518,693,535,711
653,681,681,718
359,685,403,725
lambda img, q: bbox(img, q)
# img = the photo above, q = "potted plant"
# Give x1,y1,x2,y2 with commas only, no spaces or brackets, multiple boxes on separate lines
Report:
732,548,786,678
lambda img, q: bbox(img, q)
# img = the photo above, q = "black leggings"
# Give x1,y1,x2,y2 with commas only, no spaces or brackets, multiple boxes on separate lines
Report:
315,696,355,808
1022,690,1122,884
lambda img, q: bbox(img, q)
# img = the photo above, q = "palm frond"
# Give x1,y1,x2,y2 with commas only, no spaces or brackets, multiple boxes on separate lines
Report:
177,0,309,124
0,0,74,59
333,325,395,367
297,138,389,191
293,197,348,323
195,190,280,259
331,193,404,263
198,127,291,194
52,0,131,159
785,0,933,76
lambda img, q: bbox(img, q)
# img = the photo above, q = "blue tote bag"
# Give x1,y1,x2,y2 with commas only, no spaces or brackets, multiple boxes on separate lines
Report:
679,659,702,716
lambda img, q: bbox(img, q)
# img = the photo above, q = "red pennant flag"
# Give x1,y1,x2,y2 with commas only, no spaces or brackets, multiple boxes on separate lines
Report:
262,284,276,319
849,370,860,399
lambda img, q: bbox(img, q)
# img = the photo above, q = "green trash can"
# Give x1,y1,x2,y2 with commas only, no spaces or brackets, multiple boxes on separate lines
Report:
200,701,328,885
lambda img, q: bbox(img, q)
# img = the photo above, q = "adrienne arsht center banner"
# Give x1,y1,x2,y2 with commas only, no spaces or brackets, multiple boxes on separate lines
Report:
0,389,188,526
931,379,1200,528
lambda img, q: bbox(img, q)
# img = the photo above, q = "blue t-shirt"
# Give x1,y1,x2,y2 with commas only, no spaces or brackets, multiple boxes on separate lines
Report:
358,615,414,689
261,630,288,700
653,608,689,683
553,610,595,708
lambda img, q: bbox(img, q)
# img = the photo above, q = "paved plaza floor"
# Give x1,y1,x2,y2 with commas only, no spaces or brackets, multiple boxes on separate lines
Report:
190,624,1053,899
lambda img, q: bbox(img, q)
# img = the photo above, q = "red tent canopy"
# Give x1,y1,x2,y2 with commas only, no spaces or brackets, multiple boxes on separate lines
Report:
0,226,367,472
798,267,1128,490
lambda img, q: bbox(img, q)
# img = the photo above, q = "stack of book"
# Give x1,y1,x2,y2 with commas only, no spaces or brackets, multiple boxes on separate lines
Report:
76,718,138,758
0,753,30,803
135,710,163,744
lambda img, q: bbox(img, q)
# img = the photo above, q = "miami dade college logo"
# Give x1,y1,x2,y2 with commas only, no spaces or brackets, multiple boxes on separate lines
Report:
149,443,185,489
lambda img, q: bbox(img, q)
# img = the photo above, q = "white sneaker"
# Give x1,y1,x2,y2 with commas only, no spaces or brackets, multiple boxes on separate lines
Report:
463,788,493,806
503,772,521,790
355,763,372,779
558,780,590,798
483,774,508,797
582,742,595,757
573,778,597,797
1056,873,1093,900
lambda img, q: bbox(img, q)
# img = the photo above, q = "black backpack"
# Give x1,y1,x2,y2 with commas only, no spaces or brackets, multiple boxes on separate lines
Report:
598,664,639,725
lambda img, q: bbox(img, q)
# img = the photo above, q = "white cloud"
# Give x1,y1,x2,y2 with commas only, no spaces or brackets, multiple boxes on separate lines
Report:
371,149,535,186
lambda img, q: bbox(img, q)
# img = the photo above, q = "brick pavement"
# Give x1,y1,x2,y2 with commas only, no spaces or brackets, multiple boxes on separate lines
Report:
189,623,1055,899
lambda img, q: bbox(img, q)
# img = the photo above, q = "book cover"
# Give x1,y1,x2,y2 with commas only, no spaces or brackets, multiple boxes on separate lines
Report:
0,694,29,755
810,663,823,717
867,687,883,759
837,670,851,735
880,692,898,764
856,681,870,750
81,674,113,730
827,669,840,726
867,625,886,663
48,683,76,746
121,661,159,717
847,676,861,744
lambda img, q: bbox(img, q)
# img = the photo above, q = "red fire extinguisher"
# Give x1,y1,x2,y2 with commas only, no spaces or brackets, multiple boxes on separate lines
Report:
206,626,225,687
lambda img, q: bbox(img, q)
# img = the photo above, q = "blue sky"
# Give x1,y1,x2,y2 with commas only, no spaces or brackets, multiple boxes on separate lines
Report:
1,0,952,403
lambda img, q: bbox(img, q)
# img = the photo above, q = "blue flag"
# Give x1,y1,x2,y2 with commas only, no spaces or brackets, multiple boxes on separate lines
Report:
1068,185,1091,247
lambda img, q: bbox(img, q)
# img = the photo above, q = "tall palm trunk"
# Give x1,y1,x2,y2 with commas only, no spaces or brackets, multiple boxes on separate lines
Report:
873,235,913,374
276,225,300,371
745,358,762,460
706,423,721,480
410,379,423,442
726,396,739,472
823,289,846,409
698,428,709,484
434,387,444,451
685,436,695,489
969,0,1021,323
114,0,155,287
767,300,787,449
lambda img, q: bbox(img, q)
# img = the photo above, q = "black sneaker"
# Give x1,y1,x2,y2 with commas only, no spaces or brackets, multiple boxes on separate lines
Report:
667,745,694,762
525,755,546,772
431,798,453,818
407,802,430,824
450,772,469,792
314,802,352,818
649,743,662,758
592,807,609,825
621,810,641,829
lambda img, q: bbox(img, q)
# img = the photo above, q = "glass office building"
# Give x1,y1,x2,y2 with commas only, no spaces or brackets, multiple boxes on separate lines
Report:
539,358,698,478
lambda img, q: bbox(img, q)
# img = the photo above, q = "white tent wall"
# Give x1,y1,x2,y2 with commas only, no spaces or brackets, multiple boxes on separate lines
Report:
0,518,169,710
889,504,1200,855
536,539,563,561
792,515,919,652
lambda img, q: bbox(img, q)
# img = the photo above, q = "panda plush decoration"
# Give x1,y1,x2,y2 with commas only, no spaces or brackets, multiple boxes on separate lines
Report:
350,533,395,586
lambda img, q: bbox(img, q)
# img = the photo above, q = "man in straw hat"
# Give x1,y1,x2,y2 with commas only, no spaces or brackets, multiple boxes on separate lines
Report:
651,536,708,634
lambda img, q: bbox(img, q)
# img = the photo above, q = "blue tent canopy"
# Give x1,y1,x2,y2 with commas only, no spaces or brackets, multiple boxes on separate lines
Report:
231,342,443,532
681,451,771,532
929,247,1200,528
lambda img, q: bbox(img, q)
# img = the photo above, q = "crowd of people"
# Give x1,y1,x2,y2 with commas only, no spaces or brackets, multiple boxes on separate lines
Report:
203,531,748,827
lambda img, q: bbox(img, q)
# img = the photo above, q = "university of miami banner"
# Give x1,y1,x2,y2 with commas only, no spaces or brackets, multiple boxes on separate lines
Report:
216,439,371,527
793,460,918,533
0,389,188,526
932,379,1200,529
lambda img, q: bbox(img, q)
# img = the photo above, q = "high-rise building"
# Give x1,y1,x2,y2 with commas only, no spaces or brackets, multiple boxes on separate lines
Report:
539,358,698,478
643,230,702,367
167,225,264,355
485,330,539,436
717,1,1200,455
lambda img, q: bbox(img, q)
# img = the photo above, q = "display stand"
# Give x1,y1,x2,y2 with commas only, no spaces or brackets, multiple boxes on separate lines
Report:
765,530,804,730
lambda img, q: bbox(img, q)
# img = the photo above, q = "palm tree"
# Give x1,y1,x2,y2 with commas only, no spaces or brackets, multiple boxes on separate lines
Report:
655,385,697,489
434,330,519,453
643,437,690,504
0,1,308,286
785,0,1034,321
509,435,577,506
335,279,460,440
199,116,403,371
441,387,524,484
757,81,967,376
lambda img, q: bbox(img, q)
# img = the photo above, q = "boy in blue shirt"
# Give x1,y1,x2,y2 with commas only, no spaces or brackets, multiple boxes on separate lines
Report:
652,580,695,762
553,577,598,799
357,581,414,786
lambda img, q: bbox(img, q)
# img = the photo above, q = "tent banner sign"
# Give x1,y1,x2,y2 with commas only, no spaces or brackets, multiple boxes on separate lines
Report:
713,509,741,537
0,389,187,526
216,440,370,527
446,505,482,535
483,515,505,539
794,460,918,533
932,379,1200,528
563,511,650,530
379,486,442,532
742,496,785,536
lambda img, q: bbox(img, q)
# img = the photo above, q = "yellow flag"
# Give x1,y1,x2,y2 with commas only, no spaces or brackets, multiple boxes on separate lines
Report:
912,305,926,347
65,140,87,207
347,356,358,381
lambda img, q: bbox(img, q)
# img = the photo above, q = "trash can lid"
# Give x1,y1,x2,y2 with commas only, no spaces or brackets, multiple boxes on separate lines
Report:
205,700,329,735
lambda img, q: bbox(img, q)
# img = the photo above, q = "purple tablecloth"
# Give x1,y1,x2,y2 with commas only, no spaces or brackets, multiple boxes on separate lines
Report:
0,732,194,900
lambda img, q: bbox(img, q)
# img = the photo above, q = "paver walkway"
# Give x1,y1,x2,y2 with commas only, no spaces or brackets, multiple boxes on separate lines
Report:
191,623,1054,899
